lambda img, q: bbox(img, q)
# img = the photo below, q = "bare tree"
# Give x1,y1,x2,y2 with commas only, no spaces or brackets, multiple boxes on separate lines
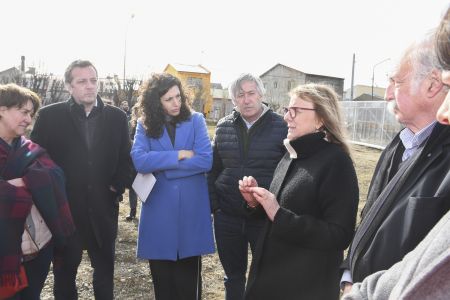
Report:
44,79,66,105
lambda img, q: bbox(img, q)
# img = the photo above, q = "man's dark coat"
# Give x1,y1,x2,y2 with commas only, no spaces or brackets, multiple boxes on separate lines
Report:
30,97,132,248
346,124,450,282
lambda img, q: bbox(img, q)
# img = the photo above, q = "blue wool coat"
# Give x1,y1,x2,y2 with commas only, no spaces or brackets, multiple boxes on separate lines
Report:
131,112,215,260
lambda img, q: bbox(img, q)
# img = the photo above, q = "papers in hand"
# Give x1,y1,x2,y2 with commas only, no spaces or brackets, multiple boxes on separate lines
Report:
132,173,156,203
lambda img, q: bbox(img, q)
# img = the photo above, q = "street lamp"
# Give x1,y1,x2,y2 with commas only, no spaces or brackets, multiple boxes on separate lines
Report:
371,58,390,100
123,13,135,87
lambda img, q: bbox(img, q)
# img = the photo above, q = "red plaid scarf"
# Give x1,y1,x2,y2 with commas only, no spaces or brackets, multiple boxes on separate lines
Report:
0,137,75,291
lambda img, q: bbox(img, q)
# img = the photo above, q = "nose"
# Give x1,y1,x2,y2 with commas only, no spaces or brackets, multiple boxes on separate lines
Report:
283,110,291,122
384,83,395,102
437,94,450,125
25,113,32,124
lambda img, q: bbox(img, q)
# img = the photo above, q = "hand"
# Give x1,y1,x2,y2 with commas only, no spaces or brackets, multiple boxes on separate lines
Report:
342,282,353,295
8,178,26,187
178,150,194,160
239,176,259,208
248,187,280,221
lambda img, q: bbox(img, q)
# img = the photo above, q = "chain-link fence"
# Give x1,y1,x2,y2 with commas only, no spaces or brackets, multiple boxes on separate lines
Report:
341,101,403,149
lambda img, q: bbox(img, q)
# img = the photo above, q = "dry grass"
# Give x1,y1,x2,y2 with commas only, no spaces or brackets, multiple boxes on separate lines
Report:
40,144,381,299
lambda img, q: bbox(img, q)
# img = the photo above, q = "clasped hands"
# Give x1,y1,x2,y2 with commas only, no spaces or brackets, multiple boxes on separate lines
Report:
178,150,194,160
238,176,280,221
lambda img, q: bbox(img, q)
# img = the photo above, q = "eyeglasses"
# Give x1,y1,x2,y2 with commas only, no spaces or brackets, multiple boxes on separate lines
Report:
282,106,316,118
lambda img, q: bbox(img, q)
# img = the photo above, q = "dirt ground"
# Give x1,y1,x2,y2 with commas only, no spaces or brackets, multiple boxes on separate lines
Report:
40,144,381,299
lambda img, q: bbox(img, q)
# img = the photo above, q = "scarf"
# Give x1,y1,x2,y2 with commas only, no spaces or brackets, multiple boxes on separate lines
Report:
0,136,75,290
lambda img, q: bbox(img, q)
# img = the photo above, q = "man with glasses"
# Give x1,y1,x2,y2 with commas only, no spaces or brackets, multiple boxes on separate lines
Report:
341,36,450,295
208,73,287,300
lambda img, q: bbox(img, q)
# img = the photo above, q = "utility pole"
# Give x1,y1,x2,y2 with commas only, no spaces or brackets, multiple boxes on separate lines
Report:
123,14,135,87
350,53,355,101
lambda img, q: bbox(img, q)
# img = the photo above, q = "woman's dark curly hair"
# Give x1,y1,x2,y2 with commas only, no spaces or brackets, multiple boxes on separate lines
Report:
435,7,450,70
134,73,191,138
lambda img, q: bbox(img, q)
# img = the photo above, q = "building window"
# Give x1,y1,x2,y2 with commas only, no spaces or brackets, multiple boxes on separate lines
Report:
187,77,203,88
274,82,277,89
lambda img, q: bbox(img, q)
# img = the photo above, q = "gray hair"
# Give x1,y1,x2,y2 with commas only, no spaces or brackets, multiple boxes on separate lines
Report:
401,35,442,90
228,73,266,103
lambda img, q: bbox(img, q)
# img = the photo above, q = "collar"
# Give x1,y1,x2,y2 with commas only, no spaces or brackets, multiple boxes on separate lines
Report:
69,96,103,117
284,131,327,159
400,121,436,150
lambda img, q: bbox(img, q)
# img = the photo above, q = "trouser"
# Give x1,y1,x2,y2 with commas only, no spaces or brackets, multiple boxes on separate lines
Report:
214,211,264,300
53,233,116,300
129,189,137,217
11,243,53,300
149,256,202,300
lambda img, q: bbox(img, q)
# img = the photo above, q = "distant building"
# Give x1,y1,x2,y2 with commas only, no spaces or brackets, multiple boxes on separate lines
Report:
344,84,386,101
164,63,213,116
0,67,22,84
210,84,233,121
260,63,344,109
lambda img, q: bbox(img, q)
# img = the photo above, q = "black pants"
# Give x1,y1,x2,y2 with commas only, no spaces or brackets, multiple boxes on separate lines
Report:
9,243,53,300
149,256,202,300
53,233,116,300
129,188,137,217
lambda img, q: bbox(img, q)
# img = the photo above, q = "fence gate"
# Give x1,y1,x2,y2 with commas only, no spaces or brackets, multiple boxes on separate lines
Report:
341,101,403,149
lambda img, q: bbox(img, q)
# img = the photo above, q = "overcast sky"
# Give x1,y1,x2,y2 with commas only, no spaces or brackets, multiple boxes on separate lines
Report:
1,0,448,89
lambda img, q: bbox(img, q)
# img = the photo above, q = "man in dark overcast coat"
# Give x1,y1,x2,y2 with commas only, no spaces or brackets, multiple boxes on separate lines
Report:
341,36,450,295
31,59,132,300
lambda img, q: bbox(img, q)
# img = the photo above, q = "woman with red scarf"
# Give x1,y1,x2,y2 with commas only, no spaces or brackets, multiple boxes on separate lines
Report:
0,84,75,299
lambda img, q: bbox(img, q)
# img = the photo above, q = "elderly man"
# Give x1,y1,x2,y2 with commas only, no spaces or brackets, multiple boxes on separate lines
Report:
208,73,287,300
31,60,132,299
341,36,450,295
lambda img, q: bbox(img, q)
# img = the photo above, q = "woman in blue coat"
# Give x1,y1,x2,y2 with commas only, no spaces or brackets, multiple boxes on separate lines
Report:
131,73,214,300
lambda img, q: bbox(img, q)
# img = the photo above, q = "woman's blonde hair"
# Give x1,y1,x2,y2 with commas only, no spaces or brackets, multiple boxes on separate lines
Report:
290,83,350,154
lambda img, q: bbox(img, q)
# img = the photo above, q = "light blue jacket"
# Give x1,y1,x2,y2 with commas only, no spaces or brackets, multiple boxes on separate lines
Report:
131,112,215,260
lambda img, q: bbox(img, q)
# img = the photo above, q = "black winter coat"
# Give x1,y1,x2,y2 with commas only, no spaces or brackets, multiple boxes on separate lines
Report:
245,132,359,300
30,97,133,248
346,123,450,282
208,109,287,218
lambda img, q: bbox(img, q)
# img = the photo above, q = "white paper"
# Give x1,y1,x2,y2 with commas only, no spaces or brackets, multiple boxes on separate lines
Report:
132,173,156,203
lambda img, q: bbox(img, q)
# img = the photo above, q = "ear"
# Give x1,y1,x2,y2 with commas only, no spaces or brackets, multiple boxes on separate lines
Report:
426,69,444,98
316,117,324,130
0,106,7,118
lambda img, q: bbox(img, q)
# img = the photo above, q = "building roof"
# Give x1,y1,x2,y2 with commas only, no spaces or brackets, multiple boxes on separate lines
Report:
211,82,223,89
0,66,21,76
166,63,210,74
260,63,344,80
353,93,384,101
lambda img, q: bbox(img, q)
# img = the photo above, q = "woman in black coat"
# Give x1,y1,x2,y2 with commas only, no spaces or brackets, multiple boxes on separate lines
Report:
240,83,359,300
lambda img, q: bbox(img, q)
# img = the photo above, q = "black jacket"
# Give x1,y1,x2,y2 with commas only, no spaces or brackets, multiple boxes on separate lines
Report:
345,123,450,282
30,97,133,248
208,108,287,218
245,132,359,300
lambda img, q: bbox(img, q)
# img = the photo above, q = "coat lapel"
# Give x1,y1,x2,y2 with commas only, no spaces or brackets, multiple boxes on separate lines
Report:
91,106,108,149
174,119,192,150
157,126,175,150
66,101,88,150
269,154,291,200
393,124,450,197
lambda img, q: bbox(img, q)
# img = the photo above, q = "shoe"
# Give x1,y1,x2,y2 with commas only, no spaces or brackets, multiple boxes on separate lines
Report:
125,216,135,222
